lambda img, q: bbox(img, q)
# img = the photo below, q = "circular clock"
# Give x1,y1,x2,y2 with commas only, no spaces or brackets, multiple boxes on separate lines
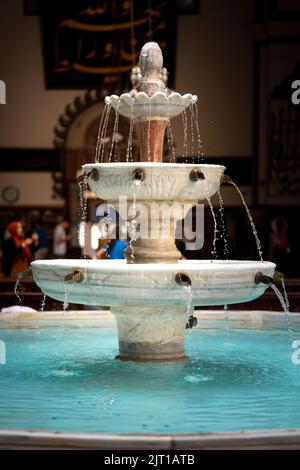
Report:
2,185,20,204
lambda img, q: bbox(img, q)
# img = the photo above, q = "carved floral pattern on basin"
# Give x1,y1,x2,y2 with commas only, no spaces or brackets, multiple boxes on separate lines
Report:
83,163,225,201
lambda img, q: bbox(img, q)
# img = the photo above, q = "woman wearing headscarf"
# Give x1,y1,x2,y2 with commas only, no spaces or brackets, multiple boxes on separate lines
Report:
2,221,38,278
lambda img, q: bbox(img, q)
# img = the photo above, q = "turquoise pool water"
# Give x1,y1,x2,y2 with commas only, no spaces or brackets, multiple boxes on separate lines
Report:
0,325,300,434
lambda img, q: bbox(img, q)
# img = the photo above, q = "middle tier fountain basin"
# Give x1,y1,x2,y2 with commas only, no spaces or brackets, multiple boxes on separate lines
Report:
31,260,275,307
82,163,225,201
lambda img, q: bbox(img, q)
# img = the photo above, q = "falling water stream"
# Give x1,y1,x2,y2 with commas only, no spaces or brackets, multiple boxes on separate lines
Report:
40,293,47,312
100,204,112,259
268,281,295,344
181,283,193,330
230,181,263,262
113,114,120,163
33,292,47,333
100,104,111,163
281,276,290,311
14,279,23,306
192,102,204,161
188,104,195,157
126,116,135,162
78,175,88,258
14,272,47,318
127,179,142,262
203,180,218,258
207,196,218,258
182,109,188,161
104,206,112,240
217,189,230,259
58,282,74,336
109,102,120,163
63,283,72,312
94,103,108,163
223,304,229,328
166,120,176,163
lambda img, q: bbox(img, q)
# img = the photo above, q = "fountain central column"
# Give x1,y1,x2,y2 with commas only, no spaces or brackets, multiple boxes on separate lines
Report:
135,41,169,164
135,118,168,163
114,42,195,360
112,305,187,361
125,201,182,263
124,112,183,263
125,47,182,263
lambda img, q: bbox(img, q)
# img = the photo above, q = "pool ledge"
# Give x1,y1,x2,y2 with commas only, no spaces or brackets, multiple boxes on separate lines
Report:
1,428,300,450
0,309,299,329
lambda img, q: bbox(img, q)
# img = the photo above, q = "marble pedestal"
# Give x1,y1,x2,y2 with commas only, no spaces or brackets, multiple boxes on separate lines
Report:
112,305,187,361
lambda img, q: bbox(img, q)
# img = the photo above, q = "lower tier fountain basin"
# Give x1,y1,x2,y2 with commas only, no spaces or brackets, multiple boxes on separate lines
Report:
31,260,275,361
31,260,276,361
0,311,300,449
31,260,275,307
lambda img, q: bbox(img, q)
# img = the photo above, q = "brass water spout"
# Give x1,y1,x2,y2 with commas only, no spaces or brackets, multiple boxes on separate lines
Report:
255,271,283,286
77,168,99,184
189,169,205,182
221,174,232,185
132,168,146,182
186,316,197,329
175,272,192,287
64,269,84,283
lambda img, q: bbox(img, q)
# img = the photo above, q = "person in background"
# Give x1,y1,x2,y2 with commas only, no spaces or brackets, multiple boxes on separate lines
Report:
32,218,48,260
2,221,39,278
97,237,128,260
96,209,128,260
2,216,21,242
53,218,71,258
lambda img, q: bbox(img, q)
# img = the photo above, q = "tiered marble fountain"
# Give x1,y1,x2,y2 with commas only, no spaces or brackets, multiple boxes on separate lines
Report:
31,42,275,362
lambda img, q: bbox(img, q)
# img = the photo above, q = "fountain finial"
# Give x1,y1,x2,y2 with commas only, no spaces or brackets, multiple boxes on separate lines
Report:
138,42,166,96
105,41,197,117
138,42,163,76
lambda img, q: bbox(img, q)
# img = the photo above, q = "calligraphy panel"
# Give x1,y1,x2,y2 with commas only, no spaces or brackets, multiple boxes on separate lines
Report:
41,0,176,90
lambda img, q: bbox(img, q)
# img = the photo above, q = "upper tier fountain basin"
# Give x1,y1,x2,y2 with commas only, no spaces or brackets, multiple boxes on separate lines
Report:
31,260,275,307
82,163,225,201
104,92,198,119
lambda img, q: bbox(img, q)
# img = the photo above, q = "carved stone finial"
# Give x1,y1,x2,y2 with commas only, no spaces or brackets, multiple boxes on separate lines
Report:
138,42,163,76
138,42,166,96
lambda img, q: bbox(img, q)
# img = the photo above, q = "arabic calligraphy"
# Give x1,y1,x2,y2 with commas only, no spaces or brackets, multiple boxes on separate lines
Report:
42,0,174,89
